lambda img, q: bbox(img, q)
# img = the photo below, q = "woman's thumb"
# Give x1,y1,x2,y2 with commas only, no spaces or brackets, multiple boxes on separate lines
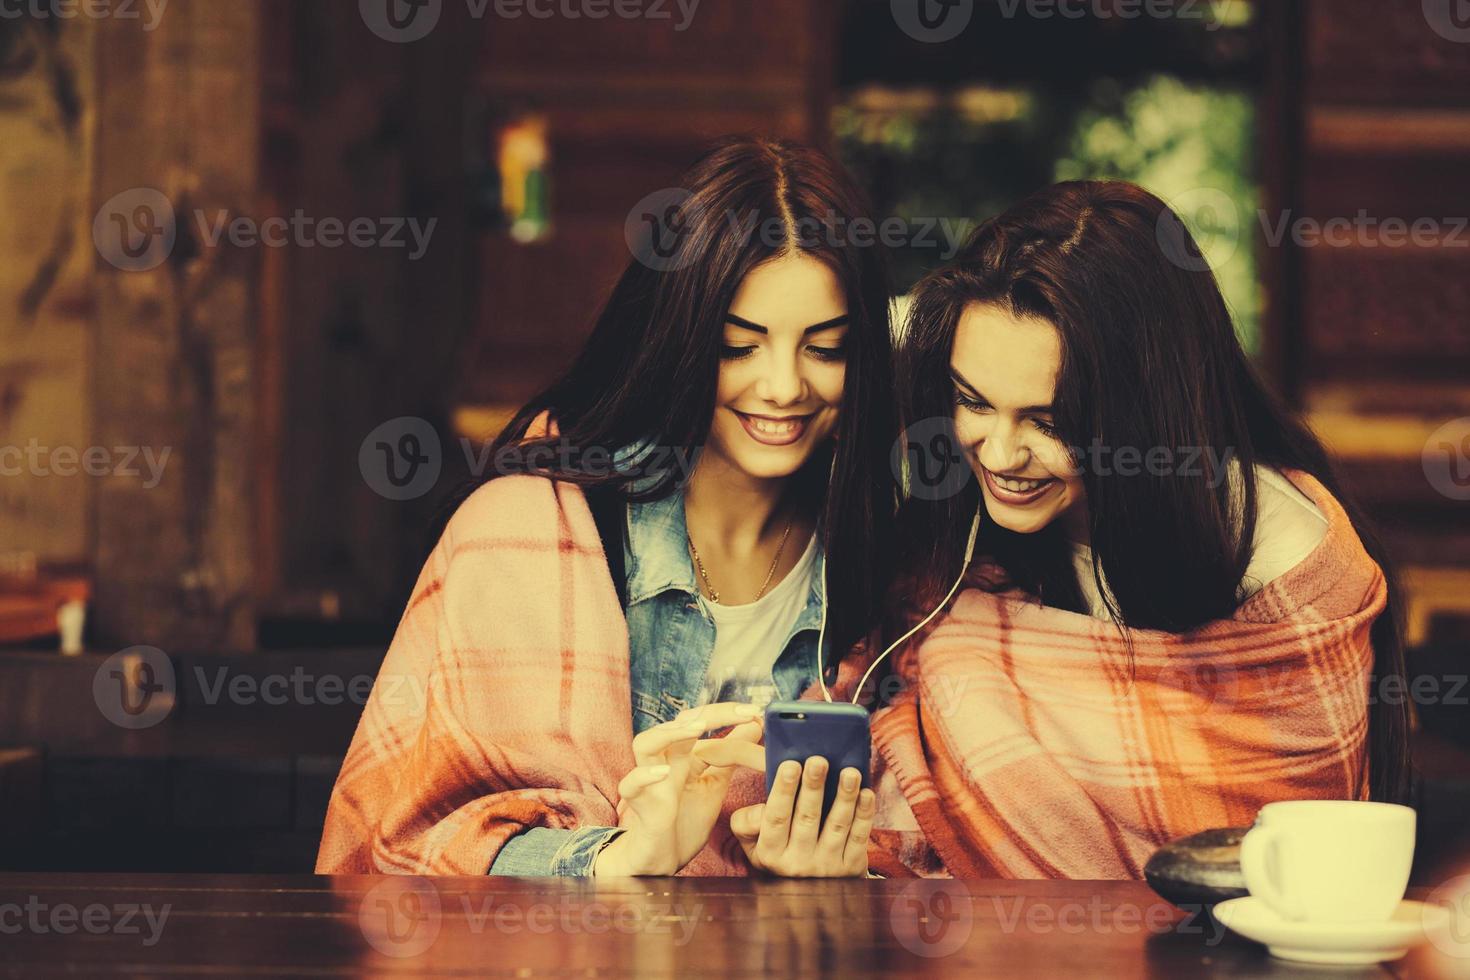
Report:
730,803,764,842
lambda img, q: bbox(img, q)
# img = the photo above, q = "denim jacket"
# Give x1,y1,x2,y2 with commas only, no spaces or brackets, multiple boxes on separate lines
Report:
489,483,833,876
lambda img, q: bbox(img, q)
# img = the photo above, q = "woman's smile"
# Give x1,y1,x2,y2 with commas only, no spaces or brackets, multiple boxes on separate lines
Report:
981,466,1060,505
734,409,816,446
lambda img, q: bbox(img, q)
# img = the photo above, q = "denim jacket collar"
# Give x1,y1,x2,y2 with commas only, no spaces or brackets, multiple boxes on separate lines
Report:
623,486,828,636
625,489,700,605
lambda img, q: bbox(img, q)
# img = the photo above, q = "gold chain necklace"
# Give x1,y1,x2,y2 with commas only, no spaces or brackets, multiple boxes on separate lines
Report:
688,513,796,605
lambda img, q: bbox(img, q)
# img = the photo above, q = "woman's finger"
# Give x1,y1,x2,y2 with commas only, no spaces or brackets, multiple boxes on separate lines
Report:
758,759,801,854
631,718,708,766
690,738,765,772
730,803,763,844
843,788,877,872
675,702,765,734
731,805,765,867
617,763,671,800
786,756,829,852
816,766,863,858
724,718,765,744
690,722,765,771
633,704,762,767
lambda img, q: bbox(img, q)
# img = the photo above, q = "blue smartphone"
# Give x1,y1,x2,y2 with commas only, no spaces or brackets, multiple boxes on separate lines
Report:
763,700,871,825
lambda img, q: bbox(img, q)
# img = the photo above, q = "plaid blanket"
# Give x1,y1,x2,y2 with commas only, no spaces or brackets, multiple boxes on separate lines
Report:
869,471,1386,879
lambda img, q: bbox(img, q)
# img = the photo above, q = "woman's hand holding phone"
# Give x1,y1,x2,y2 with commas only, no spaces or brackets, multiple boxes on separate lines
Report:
593,702,763,876
727,756,876,877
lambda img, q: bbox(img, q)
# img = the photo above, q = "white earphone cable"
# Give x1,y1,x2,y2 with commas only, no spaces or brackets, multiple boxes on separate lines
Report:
815,451,838,702
817,502,981,705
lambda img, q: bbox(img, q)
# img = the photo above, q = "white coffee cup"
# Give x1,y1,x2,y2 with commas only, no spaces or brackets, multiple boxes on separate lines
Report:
1239,800,1416,923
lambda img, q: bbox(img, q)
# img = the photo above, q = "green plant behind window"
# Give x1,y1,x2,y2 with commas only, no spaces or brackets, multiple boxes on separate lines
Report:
1057,75,1259,354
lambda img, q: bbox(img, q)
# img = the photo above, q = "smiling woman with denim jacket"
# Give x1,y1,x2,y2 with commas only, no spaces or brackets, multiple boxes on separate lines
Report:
316,136,900,879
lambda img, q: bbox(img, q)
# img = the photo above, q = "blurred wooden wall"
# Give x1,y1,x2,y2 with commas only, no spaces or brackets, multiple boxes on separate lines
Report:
1293,0,1470,645
254,0,480,638
0,18,97,567
90,3,263,651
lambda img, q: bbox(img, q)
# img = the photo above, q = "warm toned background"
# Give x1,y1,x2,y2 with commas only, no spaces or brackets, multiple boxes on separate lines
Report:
0,0,1466,873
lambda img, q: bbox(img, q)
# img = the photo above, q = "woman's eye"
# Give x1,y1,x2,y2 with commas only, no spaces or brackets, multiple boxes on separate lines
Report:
1031,418,1058,437
719,345,757,360
806,344,846,362
953,390,990,413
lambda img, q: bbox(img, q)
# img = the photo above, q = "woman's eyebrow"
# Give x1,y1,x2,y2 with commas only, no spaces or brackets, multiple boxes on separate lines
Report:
950,367,984,400
725,313,850,336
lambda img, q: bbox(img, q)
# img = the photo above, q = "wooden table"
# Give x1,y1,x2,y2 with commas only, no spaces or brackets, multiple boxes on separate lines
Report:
0,874,1452,977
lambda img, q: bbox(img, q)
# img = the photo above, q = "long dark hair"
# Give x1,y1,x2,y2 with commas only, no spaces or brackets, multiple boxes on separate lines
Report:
896,180,1408,802
441,135,900,662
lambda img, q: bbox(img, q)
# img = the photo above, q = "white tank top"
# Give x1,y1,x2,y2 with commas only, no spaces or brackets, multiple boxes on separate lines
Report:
1070,464,1329,620
695,531,819,707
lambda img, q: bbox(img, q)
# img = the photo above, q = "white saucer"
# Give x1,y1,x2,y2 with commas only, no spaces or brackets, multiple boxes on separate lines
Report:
1213,897,1451,965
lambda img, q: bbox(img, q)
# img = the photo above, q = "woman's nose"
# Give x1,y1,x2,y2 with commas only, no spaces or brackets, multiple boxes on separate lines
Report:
756,354,805,406
977,420,1030,474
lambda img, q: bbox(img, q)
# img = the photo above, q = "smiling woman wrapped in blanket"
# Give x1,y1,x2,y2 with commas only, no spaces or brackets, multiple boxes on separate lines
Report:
315,137,902,878
866,181,1410,880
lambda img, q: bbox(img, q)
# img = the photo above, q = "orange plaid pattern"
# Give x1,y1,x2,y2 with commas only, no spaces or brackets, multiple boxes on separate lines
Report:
316,469,774,874
869,471,1385,879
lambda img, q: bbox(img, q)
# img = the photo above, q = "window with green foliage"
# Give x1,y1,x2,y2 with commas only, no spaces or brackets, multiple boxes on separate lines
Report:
834,0,1261,352
1057,76,1259,353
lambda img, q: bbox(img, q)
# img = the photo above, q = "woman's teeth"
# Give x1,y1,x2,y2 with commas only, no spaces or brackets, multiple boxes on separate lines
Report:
993,474,1049,493
748,417,802,436
737,412,812,446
